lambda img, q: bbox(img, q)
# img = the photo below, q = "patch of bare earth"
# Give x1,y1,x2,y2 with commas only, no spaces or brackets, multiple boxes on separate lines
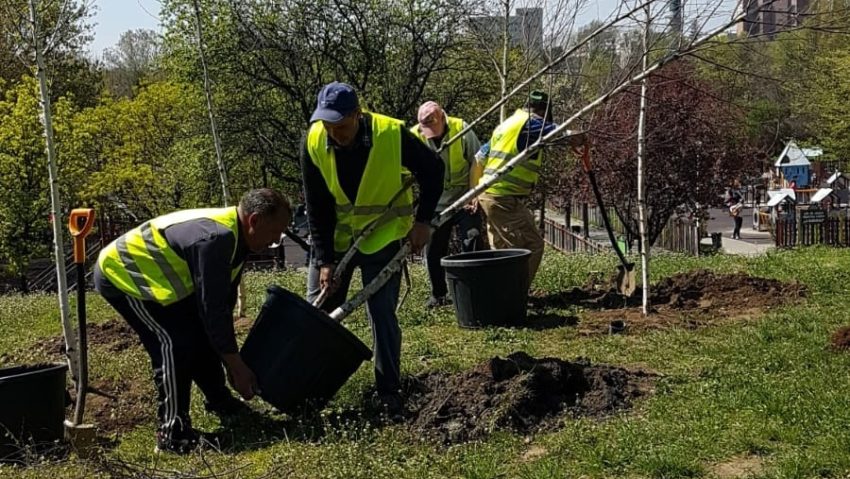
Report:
69,377,155,435
10,320,154,436
530,269,805,335
403,351,655,444
709,455,765,478
29,320,141,360
830,325,850,351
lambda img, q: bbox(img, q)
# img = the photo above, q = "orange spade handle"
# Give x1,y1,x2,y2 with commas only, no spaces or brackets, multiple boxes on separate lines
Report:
68,208,96,264
572,143,592,173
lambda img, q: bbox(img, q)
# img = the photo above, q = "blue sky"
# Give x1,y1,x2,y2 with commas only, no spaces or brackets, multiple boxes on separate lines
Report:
88,0,162,57
87,0,738,57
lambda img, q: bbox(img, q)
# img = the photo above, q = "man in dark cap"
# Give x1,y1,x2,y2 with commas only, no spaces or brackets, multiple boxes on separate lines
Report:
471,90,582,286
300,82,444,418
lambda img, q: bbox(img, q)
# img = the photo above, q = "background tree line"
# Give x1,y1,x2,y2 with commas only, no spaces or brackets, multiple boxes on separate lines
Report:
1,0,849,289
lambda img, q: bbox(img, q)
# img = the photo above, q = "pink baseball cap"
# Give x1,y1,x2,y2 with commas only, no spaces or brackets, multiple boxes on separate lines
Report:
417,101,445,139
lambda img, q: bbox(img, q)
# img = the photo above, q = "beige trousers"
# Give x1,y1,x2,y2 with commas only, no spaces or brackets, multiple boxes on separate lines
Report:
479,193,544,286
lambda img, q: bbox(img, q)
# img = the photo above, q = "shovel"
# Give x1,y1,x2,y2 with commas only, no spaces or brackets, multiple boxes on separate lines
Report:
64,208,96,455
575,144,636,296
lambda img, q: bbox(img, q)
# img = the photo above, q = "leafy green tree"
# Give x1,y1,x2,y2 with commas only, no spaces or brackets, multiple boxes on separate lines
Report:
65,81,214,219
157,0,483,202
0,0,100,106
0,77,75,289
102,29,163,98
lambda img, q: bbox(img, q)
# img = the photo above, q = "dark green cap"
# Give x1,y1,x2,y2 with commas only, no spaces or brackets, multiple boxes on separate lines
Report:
529,90,549,104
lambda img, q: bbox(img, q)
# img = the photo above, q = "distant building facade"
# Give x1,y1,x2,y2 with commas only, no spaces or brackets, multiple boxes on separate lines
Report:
470,7,544,53
737,0,810,38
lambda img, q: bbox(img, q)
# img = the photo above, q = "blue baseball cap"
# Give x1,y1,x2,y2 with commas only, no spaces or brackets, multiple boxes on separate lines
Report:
310,82,359,123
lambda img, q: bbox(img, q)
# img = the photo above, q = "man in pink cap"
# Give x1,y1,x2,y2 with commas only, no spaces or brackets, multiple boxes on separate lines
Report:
410,101,486,309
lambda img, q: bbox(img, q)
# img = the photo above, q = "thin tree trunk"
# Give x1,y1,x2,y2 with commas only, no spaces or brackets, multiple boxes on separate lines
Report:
637,3,651,316
29,0,78,381
192,0,230,206
500,0,510,122
192,0,247,318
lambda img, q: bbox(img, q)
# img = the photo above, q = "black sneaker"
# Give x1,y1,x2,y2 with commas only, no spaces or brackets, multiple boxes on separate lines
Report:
204,395,250,417
425,296,451,309
155,428,222,454
155,428,200,455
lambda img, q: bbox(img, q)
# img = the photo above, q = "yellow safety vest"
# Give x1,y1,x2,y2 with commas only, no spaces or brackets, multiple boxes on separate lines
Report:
97,208,244,305
306,112,414,254
482,109,543,196
410,115,468,189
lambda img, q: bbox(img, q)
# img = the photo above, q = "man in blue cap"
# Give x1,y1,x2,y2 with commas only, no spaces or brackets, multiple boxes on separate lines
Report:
300,82,444,419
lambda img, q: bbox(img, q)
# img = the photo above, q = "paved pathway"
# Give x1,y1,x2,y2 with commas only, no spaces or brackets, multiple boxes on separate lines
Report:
704,207,775,256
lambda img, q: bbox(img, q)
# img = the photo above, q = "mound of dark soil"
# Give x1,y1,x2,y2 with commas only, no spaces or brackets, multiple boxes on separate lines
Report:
530,270,805,335
830,326,850,351
32,320,141,359
404,352,653,444
650,269,804,310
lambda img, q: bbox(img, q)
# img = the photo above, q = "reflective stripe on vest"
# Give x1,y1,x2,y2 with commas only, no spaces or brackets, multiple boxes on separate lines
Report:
97,207,243,305
410,115,468,189
307,112,414,254
482,109,543,196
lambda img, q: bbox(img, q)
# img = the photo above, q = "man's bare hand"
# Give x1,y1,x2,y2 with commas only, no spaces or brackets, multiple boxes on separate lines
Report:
222,353,258,400
408,221,432,254
465,197,479,213
319,264,337,294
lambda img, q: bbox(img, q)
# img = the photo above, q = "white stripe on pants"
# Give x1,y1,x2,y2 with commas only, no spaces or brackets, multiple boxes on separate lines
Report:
127,297,180,431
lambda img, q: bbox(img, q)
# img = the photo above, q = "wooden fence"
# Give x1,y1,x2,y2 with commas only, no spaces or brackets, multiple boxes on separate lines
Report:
656,216,703,256
569,203,627,235
775,217,849,248
548,207,703,256
542,218,606,253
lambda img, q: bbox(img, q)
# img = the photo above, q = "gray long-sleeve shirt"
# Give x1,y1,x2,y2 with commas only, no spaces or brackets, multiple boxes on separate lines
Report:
95,214,247,355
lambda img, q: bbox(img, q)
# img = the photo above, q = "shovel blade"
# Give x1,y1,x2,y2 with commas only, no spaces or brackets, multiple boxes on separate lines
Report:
615,263,637,297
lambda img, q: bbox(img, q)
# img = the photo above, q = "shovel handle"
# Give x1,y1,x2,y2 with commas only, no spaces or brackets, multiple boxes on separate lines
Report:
573,143,592,173
68,208,95,264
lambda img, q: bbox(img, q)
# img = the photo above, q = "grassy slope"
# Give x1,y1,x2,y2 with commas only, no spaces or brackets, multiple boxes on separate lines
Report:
1,247,850,478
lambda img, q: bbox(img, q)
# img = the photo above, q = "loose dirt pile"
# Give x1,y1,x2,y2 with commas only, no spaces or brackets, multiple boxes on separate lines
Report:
69,378,155,434
530,269,805,335
32,320,141,359
829,326,850,350
404,352,653,444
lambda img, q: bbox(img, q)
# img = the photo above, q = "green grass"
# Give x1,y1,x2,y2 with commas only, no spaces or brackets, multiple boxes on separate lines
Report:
2,246,850,478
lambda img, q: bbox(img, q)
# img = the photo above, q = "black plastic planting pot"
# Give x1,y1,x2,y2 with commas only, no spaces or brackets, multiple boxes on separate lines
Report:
240,286,372,415
0,363,68,459
441,249,531,328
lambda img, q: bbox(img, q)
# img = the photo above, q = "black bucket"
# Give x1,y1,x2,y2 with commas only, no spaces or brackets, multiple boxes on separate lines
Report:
441,249,531,328
240,286,372,415
0,363,67,459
